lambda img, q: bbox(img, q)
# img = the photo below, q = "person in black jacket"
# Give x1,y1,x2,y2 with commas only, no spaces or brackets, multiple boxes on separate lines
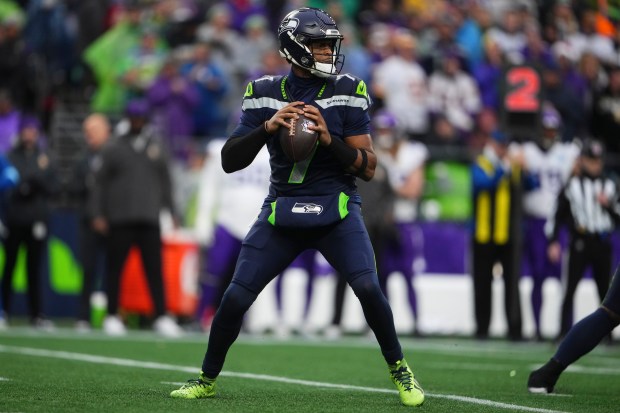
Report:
0,115,56,329
0,152,19,329
70,113,111,332
91,99,182,337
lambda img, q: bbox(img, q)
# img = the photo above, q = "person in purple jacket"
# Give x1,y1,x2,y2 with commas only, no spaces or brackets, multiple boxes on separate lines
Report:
147,57,200,162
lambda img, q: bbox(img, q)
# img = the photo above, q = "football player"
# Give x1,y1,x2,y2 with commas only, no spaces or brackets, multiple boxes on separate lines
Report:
372,110,428,336
528,264,620,393
170,7,424,407
521,104,579,340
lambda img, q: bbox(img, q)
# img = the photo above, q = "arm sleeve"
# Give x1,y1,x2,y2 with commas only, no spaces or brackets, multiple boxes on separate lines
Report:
221,124,270,173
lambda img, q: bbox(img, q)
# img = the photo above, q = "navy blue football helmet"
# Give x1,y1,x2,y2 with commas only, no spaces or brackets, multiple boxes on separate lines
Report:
278,7,344,78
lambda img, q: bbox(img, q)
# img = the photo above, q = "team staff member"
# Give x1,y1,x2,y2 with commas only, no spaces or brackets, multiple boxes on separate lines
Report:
70,113,111,332
471,130,533,341
545,139,619,340
90,100,182,338
1,116,56,329
171,7,424,407
0,151,19,329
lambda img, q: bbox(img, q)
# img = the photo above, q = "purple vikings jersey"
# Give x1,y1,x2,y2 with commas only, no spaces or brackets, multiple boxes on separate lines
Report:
230,70,371,199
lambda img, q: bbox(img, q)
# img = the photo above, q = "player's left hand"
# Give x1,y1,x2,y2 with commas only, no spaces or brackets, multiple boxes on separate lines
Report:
301,105,332,146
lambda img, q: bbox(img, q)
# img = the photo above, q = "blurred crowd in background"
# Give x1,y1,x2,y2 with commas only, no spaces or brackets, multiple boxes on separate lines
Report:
1,0,620,340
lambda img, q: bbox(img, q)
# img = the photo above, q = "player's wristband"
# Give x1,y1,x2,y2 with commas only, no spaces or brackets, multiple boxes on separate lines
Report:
327,137,358,169
221,124,271,172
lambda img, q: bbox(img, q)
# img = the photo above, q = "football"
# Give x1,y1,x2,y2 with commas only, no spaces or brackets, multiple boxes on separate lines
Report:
278,114,318,162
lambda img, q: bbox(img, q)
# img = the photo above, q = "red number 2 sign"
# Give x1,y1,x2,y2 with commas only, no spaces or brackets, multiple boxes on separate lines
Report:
504,66,540,112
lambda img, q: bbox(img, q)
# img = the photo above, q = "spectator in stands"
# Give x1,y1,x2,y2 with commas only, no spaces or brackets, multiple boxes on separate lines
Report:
425,9,468,72
0,14,29,109
195,3,242,73
0,151,19,329
552,41,588,107
236,14,276,80
226,0,268,33
20,0,74,116
119,25,168,101
357,0,407,36
486,5,527,63
578,52,608,119
147,55,200,162
470,130,528,341
521,104,580,341
545,139,618,341
428,47,481,139
452,1,484,69
339,24,373,84
83,2,148,114
0,90,20,153
519,24,555,68
591,65,620,175
69,113,111,332
566,9,615,67
1,115,57,330
371,30,429,141
473,38,505,111
90,99,183,337
181,42,229,140
542,60,586,143
245,49,289,81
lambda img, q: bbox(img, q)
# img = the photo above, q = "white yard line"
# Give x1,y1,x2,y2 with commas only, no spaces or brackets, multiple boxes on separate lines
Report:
0,345,568,413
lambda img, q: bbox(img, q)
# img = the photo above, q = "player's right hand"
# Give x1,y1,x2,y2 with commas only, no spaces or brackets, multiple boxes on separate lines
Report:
265,101,304,134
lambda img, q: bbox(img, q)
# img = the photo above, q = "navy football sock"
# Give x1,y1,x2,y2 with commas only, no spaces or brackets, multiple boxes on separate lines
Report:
553,308,617,367
201,283,258,378
350,273,403,364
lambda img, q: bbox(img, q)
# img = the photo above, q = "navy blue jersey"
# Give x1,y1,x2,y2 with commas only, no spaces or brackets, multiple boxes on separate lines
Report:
230,70,372,199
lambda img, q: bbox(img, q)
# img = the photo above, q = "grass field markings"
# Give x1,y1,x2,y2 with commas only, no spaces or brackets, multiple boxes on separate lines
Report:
1,329,619,360
3,329,620,369
528,363,620,376
0,344,569,413
0,377,9,381
430,393,569,412
424,361,522,371
529,393,573,398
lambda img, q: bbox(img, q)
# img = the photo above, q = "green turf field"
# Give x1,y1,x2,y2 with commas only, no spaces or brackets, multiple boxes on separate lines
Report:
1,328,619,412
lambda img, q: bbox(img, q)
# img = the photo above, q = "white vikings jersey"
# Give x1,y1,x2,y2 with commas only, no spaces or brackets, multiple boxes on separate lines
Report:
382,141,428,222
372,56,429,134
195,139,271,244
522,140,580,218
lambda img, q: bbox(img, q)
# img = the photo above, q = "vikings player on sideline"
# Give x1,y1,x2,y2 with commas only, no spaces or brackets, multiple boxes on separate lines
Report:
520,104,579,340
170,7,424,407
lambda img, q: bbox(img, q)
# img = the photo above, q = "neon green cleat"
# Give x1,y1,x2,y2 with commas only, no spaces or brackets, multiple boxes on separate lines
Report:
170,372,216,399
389,359,424,407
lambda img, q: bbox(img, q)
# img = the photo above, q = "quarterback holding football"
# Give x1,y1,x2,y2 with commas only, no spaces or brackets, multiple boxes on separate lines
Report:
171,7,424,407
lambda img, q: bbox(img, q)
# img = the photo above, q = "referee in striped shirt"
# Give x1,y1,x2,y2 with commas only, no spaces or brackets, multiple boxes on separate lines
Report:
545,139,620,340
